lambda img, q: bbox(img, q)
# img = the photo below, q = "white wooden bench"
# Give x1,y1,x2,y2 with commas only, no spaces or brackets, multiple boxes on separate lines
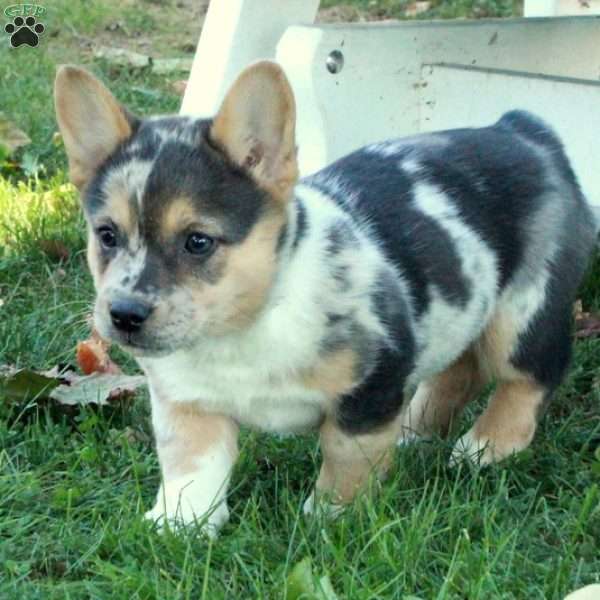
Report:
181,1,600,228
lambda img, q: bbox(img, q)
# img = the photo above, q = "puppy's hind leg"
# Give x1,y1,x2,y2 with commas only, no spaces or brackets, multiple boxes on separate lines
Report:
452,305,572,466
399,348,486,444
451,379,547,465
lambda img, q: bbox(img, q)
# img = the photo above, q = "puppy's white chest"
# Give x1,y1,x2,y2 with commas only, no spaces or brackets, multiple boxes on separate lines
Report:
141,352,325,433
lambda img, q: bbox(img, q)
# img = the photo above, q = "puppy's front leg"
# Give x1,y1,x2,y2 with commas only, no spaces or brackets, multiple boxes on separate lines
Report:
145,395,239,536
304,416,400,516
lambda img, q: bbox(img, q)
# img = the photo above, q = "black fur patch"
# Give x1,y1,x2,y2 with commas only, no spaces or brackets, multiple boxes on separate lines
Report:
306,152,471,313
275,222,288,254
510,210,595,390
331,263,352,293
141,126,267,244
336,340,415,434
305,110,594,434
85,116,272,292
86,118,268,244
326,220,358,256
292,199,308,250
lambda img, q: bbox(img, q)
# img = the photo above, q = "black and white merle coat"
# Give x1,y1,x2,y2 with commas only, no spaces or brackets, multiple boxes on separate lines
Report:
55,62,596,535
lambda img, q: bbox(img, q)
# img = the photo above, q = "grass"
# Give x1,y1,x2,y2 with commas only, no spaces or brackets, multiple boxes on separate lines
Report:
1,1,599,598
319,0,523,19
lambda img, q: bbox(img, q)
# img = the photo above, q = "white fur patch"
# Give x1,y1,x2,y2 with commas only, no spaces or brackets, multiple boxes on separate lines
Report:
145,440,234,536
364,134,449,158
449,429,493,466
102,158,154,215
139,184,396,433
302,490,345,519
410,182,498,380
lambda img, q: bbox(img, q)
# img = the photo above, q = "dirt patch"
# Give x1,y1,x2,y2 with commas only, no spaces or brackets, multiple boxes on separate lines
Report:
317,5,366,23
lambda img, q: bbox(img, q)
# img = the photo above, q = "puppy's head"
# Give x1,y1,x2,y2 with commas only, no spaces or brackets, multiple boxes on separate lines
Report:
54,62,298,356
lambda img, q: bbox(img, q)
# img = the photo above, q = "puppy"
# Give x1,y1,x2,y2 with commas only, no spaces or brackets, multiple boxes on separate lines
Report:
54,61,596,535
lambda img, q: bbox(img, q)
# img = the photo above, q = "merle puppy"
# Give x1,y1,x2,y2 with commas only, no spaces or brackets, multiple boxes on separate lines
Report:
54,61,596,535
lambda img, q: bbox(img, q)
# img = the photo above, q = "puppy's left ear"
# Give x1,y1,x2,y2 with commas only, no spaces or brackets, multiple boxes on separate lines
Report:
210,61,298,201
54,65,135,190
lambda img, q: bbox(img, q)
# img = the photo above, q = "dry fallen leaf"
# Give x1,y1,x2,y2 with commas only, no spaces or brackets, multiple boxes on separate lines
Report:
573,300,600,339
152,57,193,75
77,329,122,375
171,79,188,96
0,112,31,154
317,5,363,23
50,373,146,406
0,365,59,402
285,557,339,600
574,313,600,339
404,1,431,17
39,239,70,262
0,364,145,407
94,45,151,69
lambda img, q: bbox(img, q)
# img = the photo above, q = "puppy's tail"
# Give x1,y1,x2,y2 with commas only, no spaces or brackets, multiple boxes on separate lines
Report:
495,109,563,152
498,110,600,236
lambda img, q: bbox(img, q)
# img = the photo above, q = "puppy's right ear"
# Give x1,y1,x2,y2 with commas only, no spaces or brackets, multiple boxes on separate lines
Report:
54,65,135,190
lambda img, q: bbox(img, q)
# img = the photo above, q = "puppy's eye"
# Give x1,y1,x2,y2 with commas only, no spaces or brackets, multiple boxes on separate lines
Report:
97,226,117,249
185,232,216,256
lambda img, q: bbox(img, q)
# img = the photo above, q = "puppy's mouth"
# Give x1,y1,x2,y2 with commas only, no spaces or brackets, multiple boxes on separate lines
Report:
113,332,175,358
93,318,174,358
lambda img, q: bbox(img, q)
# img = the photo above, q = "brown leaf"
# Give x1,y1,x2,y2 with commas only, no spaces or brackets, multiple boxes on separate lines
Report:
77,329,122,375
1,364,146,406
39,239,70,261
152,58,193,75
171,79,188,96
0,112,30,154
0,366,59,402
317,5,363,23
94,46,151,70
574,312,600,339
404,2,431,17
109,426,150,445
41,364,78,384
49,373,146,406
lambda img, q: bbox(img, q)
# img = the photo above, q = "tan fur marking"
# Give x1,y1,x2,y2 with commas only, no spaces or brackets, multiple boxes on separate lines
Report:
86,224,102,287
54,65,132,190
401,349,485,439
301,348,357,399
475,309,523,380
155,401,239,478
451,308,549,464
210,61,298,203
470,380,545,461
100,175,136,239
191,207,286,333
161,198,224,241
315,416,401,504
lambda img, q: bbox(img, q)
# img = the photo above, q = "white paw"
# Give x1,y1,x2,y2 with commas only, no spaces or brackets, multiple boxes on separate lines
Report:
450,430,494,467
303,490,345,519
397,429,424,447
144,501,229,538
144,477,230,537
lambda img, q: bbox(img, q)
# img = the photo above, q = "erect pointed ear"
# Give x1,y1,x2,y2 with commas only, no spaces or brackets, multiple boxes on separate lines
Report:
210,61,298,202
54,65,135,190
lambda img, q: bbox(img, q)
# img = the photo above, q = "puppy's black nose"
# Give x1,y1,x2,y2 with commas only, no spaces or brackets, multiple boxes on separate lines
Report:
109,299,153,333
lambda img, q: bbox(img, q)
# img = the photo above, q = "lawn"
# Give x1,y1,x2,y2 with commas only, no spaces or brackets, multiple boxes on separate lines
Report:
1,1,599,598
